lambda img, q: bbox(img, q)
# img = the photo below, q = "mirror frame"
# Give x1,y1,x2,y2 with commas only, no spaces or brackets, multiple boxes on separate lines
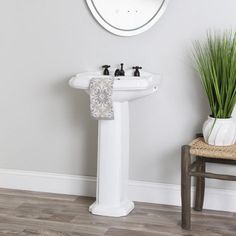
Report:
86,0,169,37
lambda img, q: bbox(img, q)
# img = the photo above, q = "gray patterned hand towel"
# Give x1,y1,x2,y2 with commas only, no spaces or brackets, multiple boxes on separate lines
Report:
89,77,114,120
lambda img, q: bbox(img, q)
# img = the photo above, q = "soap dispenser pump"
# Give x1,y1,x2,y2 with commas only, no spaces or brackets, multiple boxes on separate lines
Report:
102,65,111,75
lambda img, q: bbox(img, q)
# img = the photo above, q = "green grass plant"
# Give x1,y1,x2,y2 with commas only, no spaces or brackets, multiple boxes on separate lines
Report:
194,31,236,118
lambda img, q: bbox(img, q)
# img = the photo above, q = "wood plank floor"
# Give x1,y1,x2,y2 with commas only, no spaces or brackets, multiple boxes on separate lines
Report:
0,188,235,236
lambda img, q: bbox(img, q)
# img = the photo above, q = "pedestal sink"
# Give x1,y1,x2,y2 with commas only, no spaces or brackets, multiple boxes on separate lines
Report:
69,69,160,217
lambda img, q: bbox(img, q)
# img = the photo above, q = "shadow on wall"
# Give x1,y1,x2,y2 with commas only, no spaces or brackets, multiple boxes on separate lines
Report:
52,75,97,175
156,67,209,183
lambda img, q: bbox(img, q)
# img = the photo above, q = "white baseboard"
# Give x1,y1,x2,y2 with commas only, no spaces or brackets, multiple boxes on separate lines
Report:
0,168,235,212
0,169,97,197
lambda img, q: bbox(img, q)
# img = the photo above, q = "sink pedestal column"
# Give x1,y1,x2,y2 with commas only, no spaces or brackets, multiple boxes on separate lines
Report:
89,101,134,217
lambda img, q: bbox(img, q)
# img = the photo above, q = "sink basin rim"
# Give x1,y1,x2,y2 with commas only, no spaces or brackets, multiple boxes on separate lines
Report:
69,71,161,91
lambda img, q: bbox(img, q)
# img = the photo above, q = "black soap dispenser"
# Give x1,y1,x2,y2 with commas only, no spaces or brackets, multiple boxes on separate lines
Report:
102,65,111,75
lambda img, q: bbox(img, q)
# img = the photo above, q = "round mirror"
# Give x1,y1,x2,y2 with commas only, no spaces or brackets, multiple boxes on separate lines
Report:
86,0,169,37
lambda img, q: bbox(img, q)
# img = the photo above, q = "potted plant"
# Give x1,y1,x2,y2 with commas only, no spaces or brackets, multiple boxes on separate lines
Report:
194,31,236,146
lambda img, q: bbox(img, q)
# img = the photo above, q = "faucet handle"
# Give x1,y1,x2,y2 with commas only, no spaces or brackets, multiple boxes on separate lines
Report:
132,66,142,77
132,66,142,69
102,65,111,75
102,65,110,69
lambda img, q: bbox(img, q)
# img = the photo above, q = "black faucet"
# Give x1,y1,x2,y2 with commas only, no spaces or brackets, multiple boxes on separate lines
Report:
102,65,111,75
132,66,142,77
119,63,125,76
114,63,125,77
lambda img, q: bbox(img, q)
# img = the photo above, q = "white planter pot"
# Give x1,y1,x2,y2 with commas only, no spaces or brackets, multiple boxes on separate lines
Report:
203,116,236,146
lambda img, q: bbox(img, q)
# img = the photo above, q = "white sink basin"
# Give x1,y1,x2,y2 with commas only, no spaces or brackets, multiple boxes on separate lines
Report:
69,70,160,102
69,69,161,217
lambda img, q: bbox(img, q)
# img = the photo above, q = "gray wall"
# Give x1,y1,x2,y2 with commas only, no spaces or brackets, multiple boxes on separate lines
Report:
0,0,236,190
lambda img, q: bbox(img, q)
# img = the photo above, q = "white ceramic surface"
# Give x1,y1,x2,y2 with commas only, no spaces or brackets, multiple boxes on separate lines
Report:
69,70,160,102
69,70,160,217
203,116,236,146
86,0,169,36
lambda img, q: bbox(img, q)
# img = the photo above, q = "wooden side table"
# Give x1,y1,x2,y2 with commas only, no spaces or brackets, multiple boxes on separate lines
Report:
181,134,236,230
